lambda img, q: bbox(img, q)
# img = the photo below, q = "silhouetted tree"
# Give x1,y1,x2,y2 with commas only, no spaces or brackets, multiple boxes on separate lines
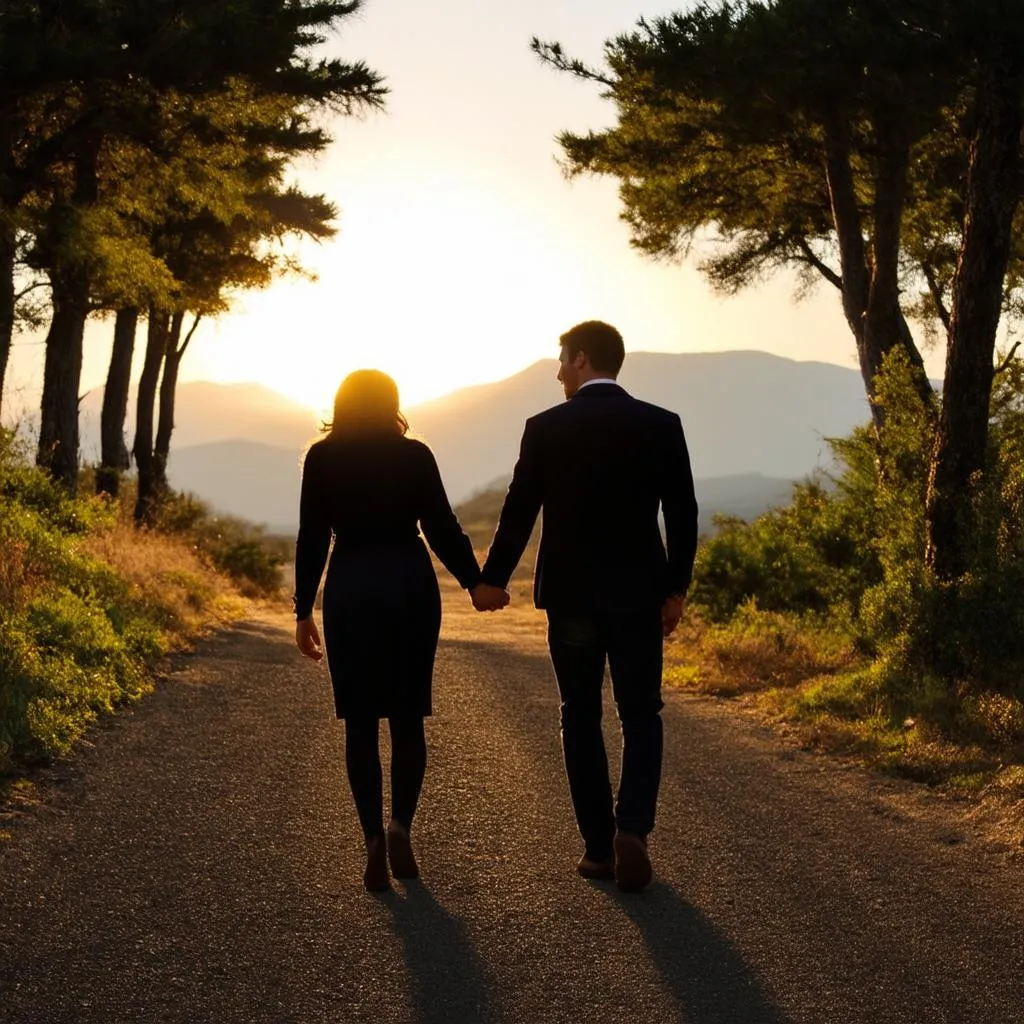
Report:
3,0,384,493
535,0,1024,590
533,0,964,416
149,187,337,509
96,306,137,496
116,83,343,521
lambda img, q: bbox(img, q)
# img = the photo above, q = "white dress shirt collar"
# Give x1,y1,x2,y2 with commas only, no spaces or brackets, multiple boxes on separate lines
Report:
576,378,619,391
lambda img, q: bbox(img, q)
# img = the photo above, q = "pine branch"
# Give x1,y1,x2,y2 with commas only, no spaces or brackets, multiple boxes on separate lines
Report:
530,38,615,87
796,238,843,290
14,280,48,302
921,261,951,331
177,312,202,359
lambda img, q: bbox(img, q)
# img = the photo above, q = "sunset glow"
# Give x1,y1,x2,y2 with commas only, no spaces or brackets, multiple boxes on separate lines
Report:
194,178,600,413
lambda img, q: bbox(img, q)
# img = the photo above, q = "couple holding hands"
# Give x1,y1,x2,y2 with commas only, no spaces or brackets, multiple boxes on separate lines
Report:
293,320,698,893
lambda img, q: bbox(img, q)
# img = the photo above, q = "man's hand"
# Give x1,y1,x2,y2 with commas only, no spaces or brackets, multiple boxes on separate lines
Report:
661,594,685,637
295,616,324,661
471,583,511,612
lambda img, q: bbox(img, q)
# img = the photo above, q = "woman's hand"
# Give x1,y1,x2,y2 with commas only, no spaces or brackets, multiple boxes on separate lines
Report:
295,616,324,661
471,583,510,612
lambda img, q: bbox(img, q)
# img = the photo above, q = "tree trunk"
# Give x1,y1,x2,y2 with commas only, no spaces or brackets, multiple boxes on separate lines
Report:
0,219,14,422
823,112,932,422
96,307,139,497
822,115,871,359
925,51,1024,582
153,311,184,495
35,141,99,494
36,272,89,493
862,114,933,409
0,111,16,425
133,309,170,525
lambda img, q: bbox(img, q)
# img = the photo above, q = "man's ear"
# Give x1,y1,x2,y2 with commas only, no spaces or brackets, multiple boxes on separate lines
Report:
574,350,590,371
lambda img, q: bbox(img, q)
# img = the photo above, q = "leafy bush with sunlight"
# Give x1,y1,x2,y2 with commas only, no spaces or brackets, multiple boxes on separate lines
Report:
0,431,239,773
687,349,1024,770
155,491,288,596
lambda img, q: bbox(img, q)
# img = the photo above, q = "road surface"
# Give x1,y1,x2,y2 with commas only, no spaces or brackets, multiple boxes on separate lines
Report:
2,589,1023,1023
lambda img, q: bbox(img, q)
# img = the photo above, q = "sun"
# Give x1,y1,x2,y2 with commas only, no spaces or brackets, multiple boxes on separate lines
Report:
182,179,597,413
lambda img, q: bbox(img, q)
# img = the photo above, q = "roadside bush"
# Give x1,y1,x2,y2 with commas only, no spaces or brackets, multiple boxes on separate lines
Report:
690,349,1024,752
690,477,880,622
0,432,236,773
860,352,1024,694
156,491,286,596
0,505,158,769
1,431,111,535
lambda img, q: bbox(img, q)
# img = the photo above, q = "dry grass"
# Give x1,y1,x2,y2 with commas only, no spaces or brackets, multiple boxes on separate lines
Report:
663,608,1024,806
0,538,41,613
663,606,858,698
80,522,246,638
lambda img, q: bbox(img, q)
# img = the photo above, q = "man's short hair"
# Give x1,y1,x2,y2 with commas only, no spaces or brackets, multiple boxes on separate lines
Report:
559,321,625,375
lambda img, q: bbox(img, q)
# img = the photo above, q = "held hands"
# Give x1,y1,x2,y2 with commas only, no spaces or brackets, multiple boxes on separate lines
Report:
661,594,685,638
295,616,324,661
471,582,511,613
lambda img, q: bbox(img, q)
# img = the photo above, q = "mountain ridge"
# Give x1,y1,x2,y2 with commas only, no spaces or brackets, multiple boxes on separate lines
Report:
109,348,872,532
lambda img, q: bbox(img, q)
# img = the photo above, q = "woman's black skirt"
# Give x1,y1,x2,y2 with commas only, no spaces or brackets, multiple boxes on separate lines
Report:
321,539,442,719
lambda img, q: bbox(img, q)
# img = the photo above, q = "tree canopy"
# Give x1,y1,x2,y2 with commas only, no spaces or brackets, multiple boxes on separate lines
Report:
0,0,385,495
533,0,1021,411
535,0,1024,593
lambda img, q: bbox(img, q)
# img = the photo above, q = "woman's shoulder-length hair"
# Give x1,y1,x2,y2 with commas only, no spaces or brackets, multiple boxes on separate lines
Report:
324,369,409,439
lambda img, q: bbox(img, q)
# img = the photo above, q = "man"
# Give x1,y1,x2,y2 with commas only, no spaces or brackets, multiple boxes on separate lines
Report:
472,320,699,892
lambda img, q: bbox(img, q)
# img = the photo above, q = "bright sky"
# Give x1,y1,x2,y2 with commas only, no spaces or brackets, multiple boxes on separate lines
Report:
6,0,947,421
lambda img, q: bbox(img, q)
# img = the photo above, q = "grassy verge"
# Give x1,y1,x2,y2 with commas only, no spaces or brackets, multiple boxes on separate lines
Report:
664,603,1024,796
0,432,287,790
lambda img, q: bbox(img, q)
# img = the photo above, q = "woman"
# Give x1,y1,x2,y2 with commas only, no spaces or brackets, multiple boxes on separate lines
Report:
293,370,503,891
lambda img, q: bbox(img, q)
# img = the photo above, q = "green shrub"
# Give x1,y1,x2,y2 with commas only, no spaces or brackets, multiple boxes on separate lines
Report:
691,473,883,624
1,431,113,535
691,348,1024,745
0,435,164,770
0,589,155,770
155,490,210,535
691,503,832,620
209,538,284,593
155,491,285,595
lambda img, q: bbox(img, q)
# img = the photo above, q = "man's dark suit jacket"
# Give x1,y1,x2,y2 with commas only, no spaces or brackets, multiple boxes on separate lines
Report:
480,382,699,612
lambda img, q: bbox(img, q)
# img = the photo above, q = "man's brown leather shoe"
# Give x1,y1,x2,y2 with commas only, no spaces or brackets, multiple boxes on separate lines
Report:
576,855,615,880
613,832,652,893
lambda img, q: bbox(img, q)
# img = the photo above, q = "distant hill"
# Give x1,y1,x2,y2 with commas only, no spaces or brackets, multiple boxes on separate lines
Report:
693,473,798,531
162,443,797,540
78,380,318,462
454,472,797,547
76,350,869,531
408,351,866,502
165,441,304,535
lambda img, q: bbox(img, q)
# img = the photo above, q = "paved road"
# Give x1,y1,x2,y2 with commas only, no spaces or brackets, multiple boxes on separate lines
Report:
2,594,1024,1024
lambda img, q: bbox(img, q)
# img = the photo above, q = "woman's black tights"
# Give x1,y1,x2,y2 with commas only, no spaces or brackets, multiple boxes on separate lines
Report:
344,716,426,842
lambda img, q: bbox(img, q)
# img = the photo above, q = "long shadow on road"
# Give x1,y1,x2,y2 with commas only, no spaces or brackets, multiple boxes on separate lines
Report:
602,882,788,1024
382,882,499,1024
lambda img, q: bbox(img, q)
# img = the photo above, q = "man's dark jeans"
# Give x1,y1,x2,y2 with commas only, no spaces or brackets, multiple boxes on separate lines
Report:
546,608,664,862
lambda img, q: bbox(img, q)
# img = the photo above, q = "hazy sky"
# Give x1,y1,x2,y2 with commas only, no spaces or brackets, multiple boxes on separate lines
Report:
5,0,947,418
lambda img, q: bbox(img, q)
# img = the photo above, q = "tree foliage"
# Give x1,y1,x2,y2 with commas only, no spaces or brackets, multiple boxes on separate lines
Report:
534,2,1022,404
0,0,385,497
